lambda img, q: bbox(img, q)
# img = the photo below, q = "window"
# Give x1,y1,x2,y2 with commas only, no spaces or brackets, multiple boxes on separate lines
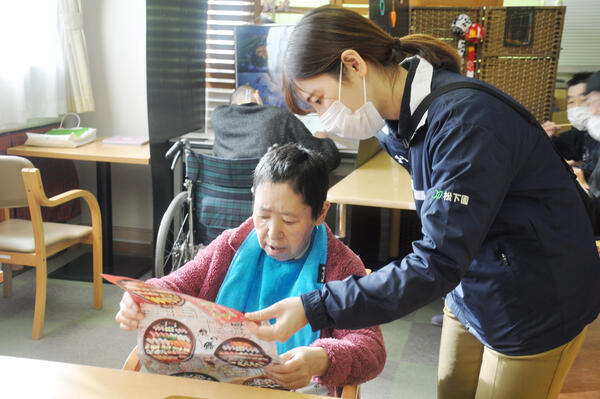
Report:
0,1,65,132
205,0,256,130
204,0,369,131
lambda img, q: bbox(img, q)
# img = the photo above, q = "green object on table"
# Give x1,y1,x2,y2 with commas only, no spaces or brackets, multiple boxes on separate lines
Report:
46,128,90,137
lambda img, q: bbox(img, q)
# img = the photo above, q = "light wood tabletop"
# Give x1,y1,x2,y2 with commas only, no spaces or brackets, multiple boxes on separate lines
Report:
7,137,150,165
0,356,325,399
327,150,415,257
327,150,415,210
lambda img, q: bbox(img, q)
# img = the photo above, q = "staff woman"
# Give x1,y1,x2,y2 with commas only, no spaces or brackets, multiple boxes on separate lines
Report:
246,6,600,399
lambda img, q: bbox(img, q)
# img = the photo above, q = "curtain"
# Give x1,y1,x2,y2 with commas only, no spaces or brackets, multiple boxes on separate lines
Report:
0,0,67,130
58,0,95,113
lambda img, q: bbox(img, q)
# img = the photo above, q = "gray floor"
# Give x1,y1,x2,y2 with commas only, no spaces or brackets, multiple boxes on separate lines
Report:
0,247,443,397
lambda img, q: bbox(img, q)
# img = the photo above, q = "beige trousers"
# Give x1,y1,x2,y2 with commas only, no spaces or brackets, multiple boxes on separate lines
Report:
437,304,587,399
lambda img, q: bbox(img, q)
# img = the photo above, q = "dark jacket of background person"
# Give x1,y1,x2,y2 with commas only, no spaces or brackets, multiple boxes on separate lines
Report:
211,103,341,171
552,127,600,179
302,57,600,357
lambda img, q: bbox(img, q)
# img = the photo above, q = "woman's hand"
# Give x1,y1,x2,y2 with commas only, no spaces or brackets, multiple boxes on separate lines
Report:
264,346,330,389
572,166,590,190
245,297,308,343
115,292,144,330
542,121,559,137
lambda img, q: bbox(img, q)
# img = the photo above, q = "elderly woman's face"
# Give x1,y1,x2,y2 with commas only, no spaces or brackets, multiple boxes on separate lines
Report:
253,182,326,261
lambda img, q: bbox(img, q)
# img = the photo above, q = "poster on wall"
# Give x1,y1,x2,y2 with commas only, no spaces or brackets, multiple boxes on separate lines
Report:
234,25,294,109
504,7,535,47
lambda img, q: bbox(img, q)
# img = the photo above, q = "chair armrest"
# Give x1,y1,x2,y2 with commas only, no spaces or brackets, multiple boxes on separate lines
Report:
21,168,102,226
0,208,8,223
123,346,142,372
341,385,360,399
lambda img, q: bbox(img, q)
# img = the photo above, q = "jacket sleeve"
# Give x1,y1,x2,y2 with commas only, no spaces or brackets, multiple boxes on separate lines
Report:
302,121,517,330
285,114,341,171
311,326,385,387
551,129,583,162
309,238,386,386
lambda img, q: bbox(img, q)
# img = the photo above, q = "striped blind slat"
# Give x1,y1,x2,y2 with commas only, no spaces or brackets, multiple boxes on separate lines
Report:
147,0,208,142
205,0,255,130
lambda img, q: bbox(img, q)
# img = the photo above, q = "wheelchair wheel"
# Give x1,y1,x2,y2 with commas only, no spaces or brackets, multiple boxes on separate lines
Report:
155,192,195,278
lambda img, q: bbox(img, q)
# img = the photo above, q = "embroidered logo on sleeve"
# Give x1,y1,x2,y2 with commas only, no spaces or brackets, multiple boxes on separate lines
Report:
432,189,469,205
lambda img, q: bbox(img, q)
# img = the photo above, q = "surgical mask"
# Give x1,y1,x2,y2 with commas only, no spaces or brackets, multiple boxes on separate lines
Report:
319,64,385,140
567,106,590,131
587,115,600,141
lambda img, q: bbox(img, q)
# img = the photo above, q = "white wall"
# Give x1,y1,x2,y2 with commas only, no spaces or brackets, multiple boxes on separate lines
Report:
77,0,152,241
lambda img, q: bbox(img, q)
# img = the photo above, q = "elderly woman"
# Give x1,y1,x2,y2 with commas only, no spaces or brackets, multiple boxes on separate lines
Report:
115,144,385,395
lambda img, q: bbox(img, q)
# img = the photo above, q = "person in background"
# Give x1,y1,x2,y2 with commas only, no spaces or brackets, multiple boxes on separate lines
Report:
115,144,385,395
542,72,599,181
585,71,600,132
244,7,600,399
210,84,340,171
582,71,600,197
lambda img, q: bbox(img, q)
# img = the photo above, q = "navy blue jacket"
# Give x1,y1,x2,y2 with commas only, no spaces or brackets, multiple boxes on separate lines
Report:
302,57,600,355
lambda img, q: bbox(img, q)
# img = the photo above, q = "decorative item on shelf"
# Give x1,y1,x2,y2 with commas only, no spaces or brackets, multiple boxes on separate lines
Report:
451,13,472,59
24,112,96,148
370,0,407,37
464,23,484,78
261,0,289,22
504,7,535,47
451,13,472,36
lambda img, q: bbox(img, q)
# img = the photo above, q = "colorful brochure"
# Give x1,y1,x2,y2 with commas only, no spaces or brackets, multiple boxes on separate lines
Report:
103,274,285,389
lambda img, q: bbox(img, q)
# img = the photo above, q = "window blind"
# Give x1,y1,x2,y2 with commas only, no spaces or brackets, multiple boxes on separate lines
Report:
558,0,600,73
147,0,208,141
205,0,256,130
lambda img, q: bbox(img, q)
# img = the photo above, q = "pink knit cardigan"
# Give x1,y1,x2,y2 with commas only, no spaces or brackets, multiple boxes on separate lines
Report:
148,217,386,391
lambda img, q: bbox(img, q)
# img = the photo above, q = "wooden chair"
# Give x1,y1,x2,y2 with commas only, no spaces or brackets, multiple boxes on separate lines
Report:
0,155,102,339
123,346,359,398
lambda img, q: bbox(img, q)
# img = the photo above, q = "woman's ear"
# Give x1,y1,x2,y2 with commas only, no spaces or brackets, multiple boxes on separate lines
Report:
340,49,368,78
315,200,330,225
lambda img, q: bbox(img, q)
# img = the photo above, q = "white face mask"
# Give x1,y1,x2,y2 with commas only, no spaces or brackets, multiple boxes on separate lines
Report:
567,106,590,131
319,64,385,140
587,115,600,141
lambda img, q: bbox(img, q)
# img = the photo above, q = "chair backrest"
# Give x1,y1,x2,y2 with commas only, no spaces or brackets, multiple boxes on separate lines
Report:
0,155,34,208
186,153,261,244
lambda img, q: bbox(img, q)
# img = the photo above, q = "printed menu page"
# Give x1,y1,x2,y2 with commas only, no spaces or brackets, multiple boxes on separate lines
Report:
104,274,284,389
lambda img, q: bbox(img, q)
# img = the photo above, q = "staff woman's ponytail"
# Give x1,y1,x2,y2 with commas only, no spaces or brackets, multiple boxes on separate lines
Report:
283,6,461,114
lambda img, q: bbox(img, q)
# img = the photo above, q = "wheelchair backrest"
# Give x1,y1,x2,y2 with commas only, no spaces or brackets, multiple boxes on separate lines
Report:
186,153,260,244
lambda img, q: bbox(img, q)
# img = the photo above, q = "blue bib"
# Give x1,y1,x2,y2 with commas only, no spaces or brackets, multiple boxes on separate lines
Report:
215,225,327,354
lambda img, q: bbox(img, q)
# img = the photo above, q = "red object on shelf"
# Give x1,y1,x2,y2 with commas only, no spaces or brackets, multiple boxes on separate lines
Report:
465,23,485,43
466,46,476,78
464,23,484,78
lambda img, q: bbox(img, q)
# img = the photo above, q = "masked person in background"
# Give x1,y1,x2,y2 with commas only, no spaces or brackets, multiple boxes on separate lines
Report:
245,7,600,399
581,71,600,197
542,72,600,181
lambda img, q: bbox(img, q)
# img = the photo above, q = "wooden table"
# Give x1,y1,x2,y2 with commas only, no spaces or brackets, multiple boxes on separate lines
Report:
0,355,324,399
8,138,150,276
327,150,415,257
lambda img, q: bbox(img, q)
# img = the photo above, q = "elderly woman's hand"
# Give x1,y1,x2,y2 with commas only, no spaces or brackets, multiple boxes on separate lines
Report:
264,346,330,389
115,292,145,330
